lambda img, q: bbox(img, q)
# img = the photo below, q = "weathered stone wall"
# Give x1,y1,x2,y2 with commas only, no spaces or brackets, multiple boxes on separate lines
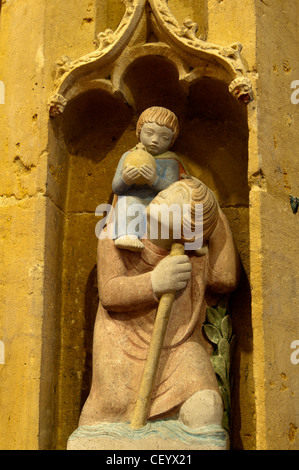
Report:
251,0,299,450
0,0,101,450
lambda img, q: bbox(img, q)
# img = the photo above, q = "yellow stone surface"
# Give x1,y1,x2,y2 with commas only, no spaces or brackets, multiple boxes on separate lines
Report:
0,0,298,451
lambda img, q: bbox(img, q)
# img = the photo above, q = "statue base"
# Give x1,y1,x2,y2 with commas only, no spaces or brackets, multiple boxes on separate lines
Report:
67,420,229,450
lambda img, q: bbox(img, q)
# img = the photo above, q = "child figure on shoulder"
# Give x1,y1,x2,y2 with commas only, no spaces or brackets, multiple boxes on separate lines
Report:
112,106,183,252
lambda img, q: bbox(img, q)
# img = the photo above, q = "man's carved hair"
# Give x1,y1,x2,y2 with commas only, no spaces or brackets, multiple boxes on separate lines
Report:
180,176,219,245
136,106,179,145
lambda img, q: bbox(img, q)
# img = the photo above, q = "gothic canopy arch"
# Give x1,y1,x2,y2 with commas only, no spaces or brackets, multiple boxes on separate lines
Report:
48,0,253,117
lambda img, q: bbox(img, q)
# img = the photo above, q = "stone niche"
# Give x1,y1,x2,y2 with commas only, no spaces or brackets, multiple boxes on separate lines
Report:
47,0,254,449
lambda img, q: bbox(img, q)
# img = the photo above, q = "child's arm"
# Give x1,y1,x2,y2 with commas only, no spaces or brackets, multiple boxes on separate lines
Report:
112,151,139,195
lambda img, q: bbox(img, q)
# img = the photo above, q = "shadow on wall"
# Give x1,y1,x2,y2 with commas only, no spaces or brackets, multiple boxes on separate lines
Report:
62,90,133,162
122,55,187,118
80,265,99,412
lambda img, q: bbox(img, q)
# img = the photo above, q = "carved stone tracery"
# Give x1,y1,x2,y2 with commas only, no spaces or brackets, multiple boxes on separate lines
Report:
48,0,253,117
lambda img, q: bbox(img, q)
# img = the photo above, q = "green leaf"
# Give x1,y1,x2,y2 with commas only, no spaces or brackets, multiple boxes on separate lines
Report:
203,324,222,345
218,338,230,364
206,307,223,328
222,411,230,432
219,384,230,407
217,295,229,316
221,315,232,340
211,355,227,385
217,307,228,318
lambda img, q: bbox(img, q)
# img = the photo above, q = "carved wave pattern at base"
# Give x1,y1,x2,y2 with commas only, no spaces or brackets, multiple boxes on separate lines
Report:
68,420,227,447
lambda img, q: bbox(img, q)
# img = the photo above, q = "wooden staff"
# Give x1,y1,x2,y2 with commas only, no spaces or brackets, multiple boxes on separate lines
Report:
130,242,185,430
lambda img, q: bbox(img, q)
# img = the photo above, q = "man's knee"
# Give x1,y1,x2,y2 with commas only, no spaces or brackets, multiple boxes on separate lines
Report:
179,389,223,429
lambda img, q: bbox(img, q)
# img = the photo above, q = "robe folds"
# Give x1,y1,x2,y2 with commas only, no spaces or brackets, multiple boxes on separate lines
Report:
79,213,240,426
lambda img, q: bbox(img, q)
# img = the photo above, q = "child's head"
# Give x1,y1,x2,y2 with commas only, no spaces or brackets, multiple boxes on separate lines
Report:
136,107,179,146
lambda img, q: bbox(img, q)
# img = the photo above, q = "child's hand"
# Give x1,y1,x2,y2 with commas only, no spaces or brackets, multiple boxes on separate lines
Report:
122,166,140,185
139,164,157,186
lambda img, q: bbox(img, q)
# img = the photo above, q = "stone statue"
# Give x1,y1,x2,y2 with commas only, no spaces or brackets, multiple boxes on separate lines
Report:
69,176,240,450
111,106,185,252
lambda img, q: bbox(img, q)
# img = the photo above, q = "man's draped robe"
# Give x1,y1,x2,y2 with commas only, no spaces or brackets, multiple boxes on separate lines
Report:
79,213,239,425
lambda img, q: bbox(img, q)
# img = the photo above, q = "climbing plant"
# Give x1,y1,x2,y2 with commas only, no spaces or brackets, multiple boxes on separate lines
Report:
203,297,236,432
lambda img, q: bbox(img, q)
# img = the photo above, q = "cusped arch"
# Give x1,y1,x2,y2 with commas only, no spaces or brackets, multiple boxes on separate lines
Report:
111,42,189,100
63,78,126,105
48,0,253,118
60,85,133,161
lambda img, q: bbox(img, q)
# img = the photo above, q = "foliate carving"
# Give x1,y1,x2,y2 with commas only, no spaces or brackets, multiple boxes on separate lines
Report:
94,0,139,50
229,76,253,104
149,0,226,52
203,299,236,432
149,0,253,103
176,19,199,41
51,0,146,92
48,93,68,117
96,28,117,50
